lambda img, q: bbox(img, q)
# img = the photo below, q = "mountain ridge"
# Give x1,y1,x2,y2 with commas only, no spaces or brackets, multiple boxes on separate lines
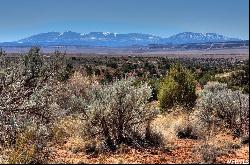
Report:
2,31,242,47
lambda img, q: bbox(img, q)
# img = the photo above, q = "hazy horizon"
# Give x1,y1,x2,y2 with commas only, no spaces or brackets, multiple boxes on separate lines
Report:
0,0,249,42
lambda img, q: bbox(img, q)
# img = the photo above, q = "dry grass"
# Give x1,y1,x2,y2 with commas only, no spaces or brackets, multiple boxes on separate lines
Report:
52,116,85,138
150,106,199,142
46,107,249,164
0,149,9,164
193,132,248,163
3,99,244,164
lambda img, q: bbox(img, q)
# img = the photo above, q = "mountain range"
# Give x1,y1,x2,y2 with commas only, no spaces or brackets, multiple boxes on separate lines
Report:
1,31,242,47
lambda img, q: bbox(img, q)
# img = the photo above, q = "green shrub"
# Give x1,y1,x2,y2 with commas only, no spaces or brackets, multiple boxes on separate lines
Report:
158,63,197,112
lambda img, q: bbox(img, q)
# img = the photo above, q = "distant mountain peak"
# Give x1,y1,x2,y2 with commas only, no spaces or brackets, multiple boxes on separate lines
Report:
166,32,240,44
15,31,241,46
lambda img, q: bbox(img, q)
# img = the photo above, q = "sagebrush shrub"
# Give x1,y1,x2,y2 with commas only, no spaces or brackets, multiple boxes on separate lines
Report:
77,78,157,150
0,48,70,163
158,63,197,112
193,82,249,137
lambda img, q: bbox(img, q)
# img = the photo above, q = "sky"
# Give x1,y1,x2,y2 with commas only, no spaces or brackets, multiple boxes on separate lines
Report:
0,0,249,42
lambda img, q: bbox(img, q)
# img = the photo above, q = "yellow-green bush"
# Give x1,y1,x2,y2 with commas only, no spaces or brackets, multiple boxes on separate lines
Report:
8,126,49,164
158,63,197,112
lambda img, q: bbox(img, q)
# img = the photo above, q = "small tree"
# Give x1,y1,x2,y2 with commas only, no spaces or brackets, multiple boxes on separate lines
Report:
158,62,197,112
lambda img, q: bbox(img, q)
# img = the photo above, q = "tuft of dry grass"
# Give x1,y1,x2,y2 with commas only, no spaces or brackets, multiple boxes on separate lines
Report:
0,149,9,164
150,106,199,143
68,71,99,90
52,116,85,139
193,132,246,163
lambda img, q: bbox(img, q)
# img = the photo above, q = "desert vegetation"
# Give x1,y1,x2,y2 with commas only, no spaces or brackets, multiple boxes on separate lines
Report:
0,47,249,164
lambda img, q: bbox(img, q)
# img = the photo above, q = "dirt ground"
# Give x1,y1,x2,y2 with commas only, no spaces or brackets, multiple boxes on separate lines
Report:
48,134,249,164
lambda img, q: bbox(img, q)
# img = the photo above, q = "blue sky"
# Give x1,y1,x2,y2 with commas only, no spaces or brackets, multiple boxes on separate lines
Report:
0,0,249,42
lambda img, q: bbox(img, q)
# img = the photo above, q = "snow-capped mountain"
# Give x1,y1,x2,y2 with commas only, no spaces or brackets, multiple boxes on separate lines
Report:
163,32,241,44
8,31,242,47
17,31,161,46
